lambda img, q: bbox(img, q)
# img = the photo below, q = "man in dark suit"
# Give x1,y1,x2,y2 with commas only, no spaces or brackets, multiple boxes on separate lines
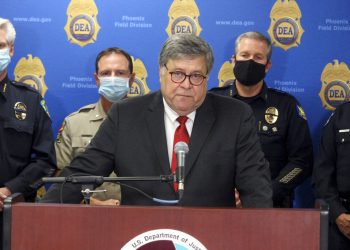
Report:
41,34,272,208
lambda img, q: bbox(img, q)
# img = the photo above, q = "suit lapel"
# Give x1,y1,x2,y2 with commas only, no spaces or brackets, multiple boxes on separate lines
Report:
186,95,215,175
145,91,171,176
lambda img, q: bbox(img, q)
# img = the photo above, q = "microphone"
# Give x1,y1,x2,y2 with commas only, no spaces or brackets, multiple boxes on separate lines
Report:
174,141,189,200
42,176,104,185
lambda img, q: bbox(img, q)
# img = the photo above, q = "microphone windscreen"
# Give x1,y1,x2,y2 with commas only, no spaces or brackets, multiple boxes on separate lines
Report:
174,141,189,153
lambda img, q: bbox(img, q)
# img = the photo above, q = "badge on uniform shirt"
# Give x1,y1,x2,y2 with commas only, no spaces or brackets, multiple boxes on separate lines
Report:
14,102,27,120
265,107,279,124
56,121,66,144
296,105,307,120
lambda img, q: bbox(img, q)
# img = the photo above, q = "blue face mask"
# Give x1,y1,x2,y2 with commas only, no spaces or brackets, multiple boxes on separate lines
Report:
98,76,130,102
0,48,11,73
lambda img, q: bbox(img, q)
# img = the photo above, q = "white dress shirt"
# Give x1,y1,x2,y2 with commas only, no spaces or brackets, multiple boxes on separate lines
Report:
163,98,195,166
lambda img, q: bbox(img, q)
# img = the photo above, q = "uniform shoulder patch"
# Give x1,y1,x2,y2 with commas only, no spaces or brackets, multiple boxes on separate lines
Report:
296,105,307,120
40,99,50,117
78,103,96,113
56,120,66,143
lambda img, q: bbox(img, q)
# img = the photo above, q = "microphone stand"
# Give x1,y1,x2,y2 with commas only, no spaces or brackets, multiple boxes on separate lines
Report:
42,175,175,204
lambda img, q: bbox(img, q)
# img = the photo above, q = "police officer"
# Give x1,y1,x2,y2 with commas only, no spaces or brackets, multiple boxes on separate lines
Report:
210,31,313,207
0,17,56,247
314,102,350,249
55,47,135,205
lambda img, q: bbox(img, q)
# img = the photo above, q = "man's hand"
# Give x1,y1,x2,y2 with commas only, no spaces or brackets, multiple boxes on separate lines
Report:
336,213,350,240
235,189,242,208
90,197,120,206
0,187,12,211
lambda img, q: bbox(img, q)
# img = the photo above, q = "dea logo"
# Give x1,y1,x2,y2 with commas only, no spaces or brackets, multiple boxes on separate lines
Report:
121,229,207,250
128,57,150,97
64,0,101,47
218,60,235,87
319,60,350,110
166,0,202,36
267,0,304,51
14,54,48,97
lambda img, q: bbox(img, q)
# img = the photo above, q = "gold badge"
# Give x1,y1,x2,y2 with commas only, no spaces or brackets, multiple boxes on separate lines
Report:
128,57,150,97
64,0,101,47
319,60,350,111
14,54,48,97
166,0,202,36
265,107,279,124
14,102,27,120
217,60,235,87
267,0,304,51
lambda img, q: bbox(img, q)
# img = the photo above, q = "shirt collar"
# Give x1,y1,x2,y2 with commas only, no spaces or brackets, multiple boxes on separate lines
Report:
163,98,196,123
231,80,268,102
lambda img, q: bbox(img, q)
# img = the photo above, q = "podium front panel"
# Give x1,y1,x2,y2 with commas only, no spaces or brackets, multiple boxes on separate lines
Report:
8,204,321,250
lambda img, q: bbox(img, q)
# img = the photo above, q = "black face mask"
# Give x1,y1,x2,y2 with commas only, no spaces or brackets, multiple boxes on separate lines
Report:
233,59,267,86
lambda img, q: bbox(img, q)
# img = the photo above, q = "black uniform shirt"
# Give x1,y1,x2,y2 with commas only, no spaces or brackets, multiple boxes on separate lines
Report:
0,75,56,200
314,102,350,222
210,82,313,205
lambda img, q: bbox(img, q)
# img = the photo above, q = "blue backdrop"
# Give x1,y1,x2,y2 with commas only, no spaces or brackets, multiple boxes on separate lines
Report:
2,0,350,207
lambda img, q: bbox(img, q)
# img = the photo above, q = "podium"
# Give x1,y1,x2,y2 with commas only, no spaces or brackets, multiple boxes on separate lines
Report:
3,195,328,250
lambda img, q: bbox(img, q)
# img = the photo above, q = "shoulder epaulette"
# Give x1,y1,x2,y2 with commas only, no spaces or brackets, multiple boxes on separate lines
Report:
66,103,96,118
11,80,39,93
210,85,231,92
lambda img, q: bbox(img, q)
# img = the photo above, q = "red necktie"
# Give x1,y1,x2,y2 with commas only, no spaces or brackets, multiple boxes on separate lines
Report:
171,116,189,191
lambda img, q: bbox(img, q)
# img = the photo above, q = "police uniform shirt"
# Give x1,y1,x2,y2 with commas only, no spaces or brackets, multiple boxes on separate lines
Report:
0,75,56,199
314,102,350,222
55,100,121,201
210,82,313,205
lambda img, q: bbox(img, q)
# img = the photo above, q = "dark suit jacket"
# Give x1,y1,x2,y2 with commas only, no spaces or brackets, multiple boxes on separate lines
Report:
42,91,272,207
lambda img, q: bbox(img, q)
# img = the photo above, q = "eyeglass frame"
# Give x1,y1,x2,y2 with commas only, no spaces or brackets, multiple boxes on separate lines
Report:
163,64,207,86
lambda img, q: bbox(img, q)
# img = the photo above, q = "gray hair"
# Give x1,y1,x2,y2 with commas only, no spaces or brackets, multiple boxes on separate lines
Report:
159,34,214,74
234,31,272,61
0,17,16,45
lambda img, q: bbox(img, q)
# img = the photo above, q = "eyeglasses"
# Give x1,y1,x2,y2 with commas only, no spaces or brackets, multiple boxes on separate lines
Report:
164,64,207,86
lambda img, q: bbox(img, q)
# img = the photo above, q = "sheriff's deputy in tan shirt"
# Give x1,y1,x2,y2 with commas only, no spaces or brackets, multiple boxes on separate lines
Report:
55,47,135,205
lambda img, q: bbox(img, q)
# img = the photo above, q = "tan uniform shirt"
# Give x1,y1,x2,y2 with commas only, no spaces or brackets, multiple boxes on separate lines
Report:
55,100,121,201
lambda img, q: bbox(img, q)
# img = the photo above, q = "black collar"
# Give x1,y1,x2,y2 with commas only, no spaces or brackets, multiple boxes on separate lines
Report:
231,80,268,103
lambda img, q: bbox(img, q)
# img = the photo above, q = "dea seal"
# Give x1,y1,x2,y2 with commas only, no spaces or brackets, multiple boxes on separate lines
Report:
14,102,27,120
265,107,279,124
128,57,150,97
319,60,350,111
217,60,235,87
267,0,304,51
14,54,48,97
64,0,101,47
166,0,202,36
